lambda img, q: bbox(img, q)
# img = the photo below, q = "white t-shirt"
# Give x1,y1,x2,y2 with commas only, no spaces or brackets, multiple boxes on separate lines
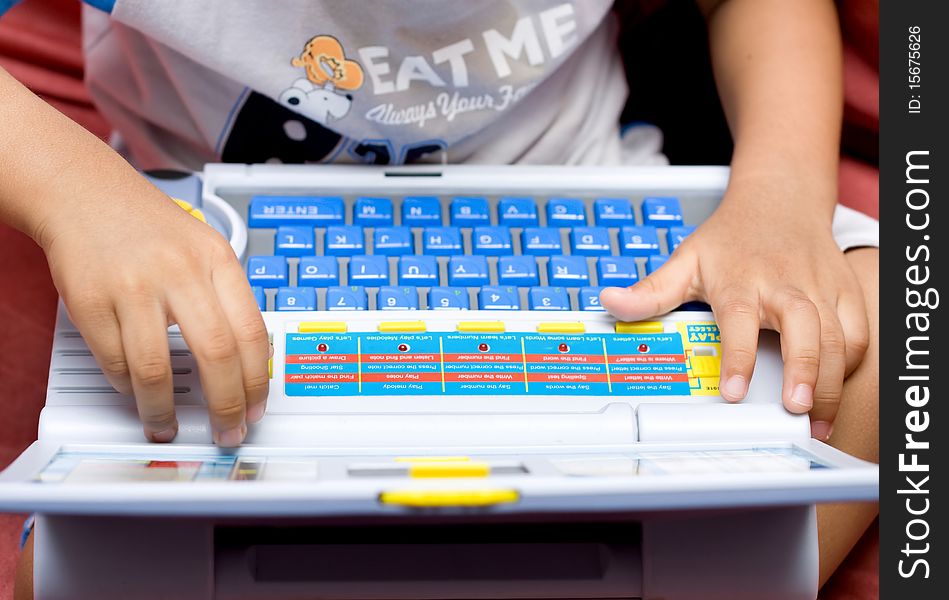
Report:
80,0,653,170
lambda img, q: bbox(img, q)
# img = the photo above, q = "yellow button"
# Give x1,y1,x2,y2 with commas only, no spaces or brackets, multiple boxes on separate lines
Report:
377,321,427,333
409,462,490,478
395,456,470,463
690,355,721,378
298,321,348,333
379,489,519,508
456,321,505,333
172,198,193,211
536,322,586,334
615,321,664,334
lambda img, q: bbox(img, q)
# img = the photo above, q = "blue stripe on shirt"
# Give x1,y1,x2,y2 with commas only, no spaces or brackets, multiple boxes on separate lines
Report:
84,0,116,12
0,0,21,17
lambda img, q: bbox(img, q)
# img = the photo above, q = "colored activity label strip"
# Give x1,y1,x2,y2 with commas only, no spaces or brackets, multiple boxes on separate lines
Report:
285,332,693,397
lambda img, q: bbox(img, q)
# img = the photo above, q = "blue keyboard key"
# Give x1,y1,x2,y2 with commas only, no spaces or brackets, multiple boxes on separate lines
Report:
398,255,438,285
246,256,288,288
546,198,586,226
646,255,668,275
248,195,344,227
373,226,413,256
478,286,521,310
521,227,562,256
579,286,606,311
377,286,419,310
498,197,539,227
667,225,696,251
569,227,612,256
594,198,635,226
298,256,340,287
325,225,365,256
620,226,661,257
529,286,570,311
450,197,490,226
641,197,684,227
428,287,470,310
274,226,315,256
251,286,266,311
472,226,512,256
326,286,368,310
275,286,317,311
402,196,442,226
422,227,462,255
348,255,389,284
448,255,489,287
354,196,394,226
497,256,539,287
548,256,590,287
597,256,639,287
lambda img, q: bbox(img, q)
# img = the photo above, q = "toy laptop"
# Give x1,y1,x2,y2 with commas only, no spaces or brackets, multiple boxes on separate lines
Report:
0,164,877,600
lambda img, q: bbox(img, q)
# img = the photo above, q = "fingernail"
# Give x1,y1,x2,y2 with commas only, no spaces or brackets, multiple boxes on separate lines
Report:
247,402,266,424
721,375,747,401
269,343,274,359
790,384,814,411
150,427,177,443
215,425,246,447
811,420,834,441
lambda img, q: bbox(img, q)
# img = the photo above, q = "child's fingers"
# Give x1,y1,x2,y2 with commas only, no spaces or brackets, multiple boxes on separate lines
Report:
837,290,871,376
212,260,271,424
809,305,847,437
768,289,821,414
710,289,760,402
116,299,177,443
170,287,247,447
599,253,697,321
68,304,132,395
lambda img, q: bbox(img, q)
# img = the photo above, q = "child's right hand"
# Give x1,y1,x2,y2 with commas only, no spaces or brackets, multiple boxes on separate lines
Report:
36,173,270,447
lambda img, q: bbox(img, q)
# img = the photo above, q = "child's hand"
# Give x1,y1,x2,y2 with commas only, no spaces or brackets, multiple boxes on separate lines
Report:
37,177,270,447
600,181,869,436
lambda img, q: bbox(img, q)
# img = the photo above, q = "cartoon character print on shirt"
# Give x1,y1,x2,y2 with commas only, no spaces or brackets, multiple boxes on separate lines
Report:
279,35,365,125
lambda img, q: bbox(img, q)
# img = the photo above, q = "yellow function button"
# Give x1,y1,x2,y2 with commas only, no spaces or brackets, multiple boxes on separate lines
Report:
690,355,721,378
379,489,520,508
377,321,427,333
172,198,208,224
298,321,348,333
395,456,470,463
172,198,193,211
409,462,491,478
615,321,664,334
456,321,506,333
536,322,586,334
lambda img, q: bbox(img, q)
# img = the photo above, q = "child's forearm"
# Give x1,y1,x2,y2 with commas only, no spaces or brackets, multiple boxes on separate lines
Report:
0,66,138,247
700,0,843,217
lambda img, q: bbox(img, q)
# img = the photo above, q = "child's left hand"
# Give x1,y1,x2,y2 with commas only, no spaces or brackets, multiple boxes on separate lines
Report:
600,178,870,438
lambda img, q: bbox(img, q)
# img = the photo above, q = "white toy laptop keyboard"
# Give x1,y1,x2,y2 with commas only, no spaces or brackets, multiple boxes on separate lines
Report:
0,165,877,600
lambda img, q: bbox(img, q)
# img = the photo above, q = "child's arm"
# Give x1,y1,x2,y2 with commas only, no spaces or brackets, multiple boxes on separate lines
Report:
602,0,869,434
0,67,269,447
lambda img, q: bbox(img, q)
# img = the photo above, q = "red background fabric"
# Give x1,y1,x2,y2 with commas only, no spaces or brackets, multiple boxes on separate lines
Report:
0,0,879,597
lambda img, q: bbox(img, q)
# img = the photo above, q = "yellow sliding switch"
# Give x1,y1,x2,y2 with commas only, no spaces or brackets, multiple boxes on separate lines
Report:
379,489,520,508
409,462,490,478
377,321,427,333
456,321,505,333
298,321,348,333
536,322,586,334
615,321,664,334
690,355,721,378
